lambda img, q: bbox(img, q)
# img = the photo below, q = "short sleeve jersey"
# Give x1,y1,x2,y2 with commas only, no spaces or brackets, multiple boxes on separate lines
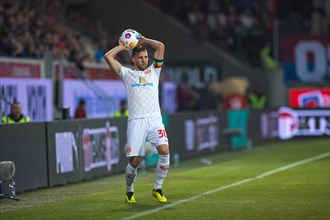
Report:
119,59,163,120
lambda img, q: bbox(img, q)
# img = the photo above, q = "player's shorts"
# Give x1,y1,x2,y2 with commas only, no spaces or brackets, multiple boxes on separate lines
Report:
126,116,169,157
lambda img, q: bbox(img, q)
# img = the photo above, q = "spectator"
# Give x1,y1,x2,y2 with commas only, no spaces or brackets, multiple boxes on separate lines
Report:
260,40,278,70
310,5,323,35
225,4,241,50
176,72,199,111
2,101,30,123
74,99,87,119
244,18,266,67
240,8,255,35
206,3,227,48
187,1,208,41
113,99,129,117
247,85,267,109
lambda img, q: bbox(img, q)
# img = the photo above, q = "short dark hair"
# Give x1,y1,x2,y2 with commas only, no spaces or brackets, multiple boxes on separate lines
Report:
120,99,127,105
11,101,21,107
79,99,86,105
132,44,147,56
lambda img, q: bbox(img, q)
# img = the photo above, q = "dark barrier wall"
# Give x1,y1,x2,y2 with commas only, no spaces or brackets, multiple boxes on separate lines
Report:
46,118,127,187
167,111,227,161
0,123,48,193
250,108,279,144
1,108,327,193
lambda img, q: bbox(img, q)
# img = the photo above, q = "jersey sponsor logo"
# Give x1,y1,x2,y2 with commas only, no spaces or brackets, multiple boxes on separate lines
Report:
131,76,153,87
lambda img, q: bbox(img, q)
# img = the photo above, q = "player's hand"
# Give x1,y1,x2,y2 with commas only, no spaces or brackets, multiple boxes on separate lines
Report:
137,33,145,44
118,38,130,51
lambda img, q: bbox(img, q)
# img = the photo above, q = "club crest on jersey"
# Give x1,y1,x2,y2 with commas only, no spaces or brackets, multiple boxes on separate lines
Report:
144,69,151,74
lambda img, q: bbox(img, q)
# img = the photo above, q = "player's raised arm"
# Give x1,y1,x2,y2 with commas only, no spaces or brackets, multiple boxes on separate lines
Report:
139,34,165,61
104,40,128,74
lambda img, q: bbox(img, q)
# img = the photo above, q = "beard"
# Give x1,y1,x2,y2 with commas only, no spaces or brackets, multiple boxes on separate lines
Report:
136,62,148,71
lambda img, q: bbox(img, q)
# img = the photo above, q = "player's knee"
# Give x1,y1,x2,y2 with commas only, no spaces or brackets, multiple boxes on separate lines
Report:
129,156,140,167
157,144,170,155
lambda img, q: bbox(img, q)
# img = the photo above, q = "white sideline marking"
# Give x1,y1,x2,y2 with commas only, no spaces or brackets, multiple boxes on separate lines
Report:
122,152,330,220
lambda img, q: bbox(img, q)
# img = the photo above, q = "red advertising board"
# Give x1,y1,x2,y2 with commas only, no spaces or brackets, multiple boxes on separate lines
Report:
0,58,120,80
289,88,330,108
53,63,120,80
0,58,42,78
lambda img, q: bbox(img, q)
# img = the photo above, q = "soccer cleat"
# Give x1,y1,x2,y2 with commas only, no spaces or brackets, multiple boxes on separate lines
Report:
126,192,136,203
152,189,167,203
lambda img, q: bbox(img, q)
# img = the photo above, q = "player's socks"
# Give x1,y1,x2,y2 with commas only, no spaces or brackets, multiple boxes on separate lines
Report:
154,154,170,190
126,163,137,193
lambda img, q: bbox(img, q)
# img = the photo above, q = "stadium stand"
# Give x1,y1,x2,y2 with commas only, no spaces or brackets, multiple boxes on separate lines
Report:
0,0,130,65
1,0,328,115
1,0,329,67
147,0,329,67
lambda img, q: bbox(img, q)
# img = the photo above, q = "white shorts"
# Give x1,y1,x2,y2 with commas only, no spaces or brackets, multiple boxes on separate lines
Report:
126,116,169,157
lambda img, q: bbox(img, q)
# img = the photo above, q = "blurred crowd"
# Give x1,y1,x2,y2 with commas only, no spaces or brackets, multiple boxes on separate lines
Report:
1,0,329,114
0,0,130,66
149,0,330,67
1,0,329,68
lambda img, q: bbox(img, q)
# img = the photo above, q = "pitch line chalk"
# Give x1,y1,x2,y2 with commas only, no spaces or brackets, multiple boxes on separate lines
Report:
122,151,330,220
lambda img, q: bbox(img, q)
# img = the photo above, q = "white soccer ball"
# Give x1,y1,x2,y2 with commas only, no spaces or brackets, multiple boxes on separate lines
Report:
119,29,140,50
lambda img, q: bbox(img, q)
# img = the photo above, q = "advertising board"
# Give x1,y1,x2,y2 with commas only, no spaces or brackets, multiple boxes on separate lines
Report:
0,78,53,121
289,88,330,108
278,106,330,140
280,35,330,83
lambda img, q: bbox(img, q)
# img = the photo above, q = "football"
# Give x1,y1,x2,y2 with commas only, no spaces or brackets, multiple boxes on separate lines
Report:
119,29,140,50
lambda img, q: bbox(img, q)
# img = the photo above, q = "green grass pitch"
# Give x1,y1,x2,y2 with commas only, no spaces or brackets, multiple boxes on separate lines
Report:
1,138,329,220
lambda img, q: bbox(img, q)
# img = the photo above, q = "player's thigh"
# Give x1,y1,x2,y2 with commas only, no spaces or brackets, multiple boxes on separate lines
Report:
147,117,169,149
126,119,147,156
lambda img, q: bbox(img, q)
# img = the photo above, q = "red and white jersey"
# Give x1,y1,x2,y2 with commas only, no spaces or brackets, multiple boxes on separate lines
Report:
119,62,162,119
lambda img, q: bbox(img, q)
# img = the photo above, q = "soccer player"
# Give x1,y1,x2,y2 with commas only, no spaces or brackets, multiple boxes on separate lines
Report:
104,32,170,203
